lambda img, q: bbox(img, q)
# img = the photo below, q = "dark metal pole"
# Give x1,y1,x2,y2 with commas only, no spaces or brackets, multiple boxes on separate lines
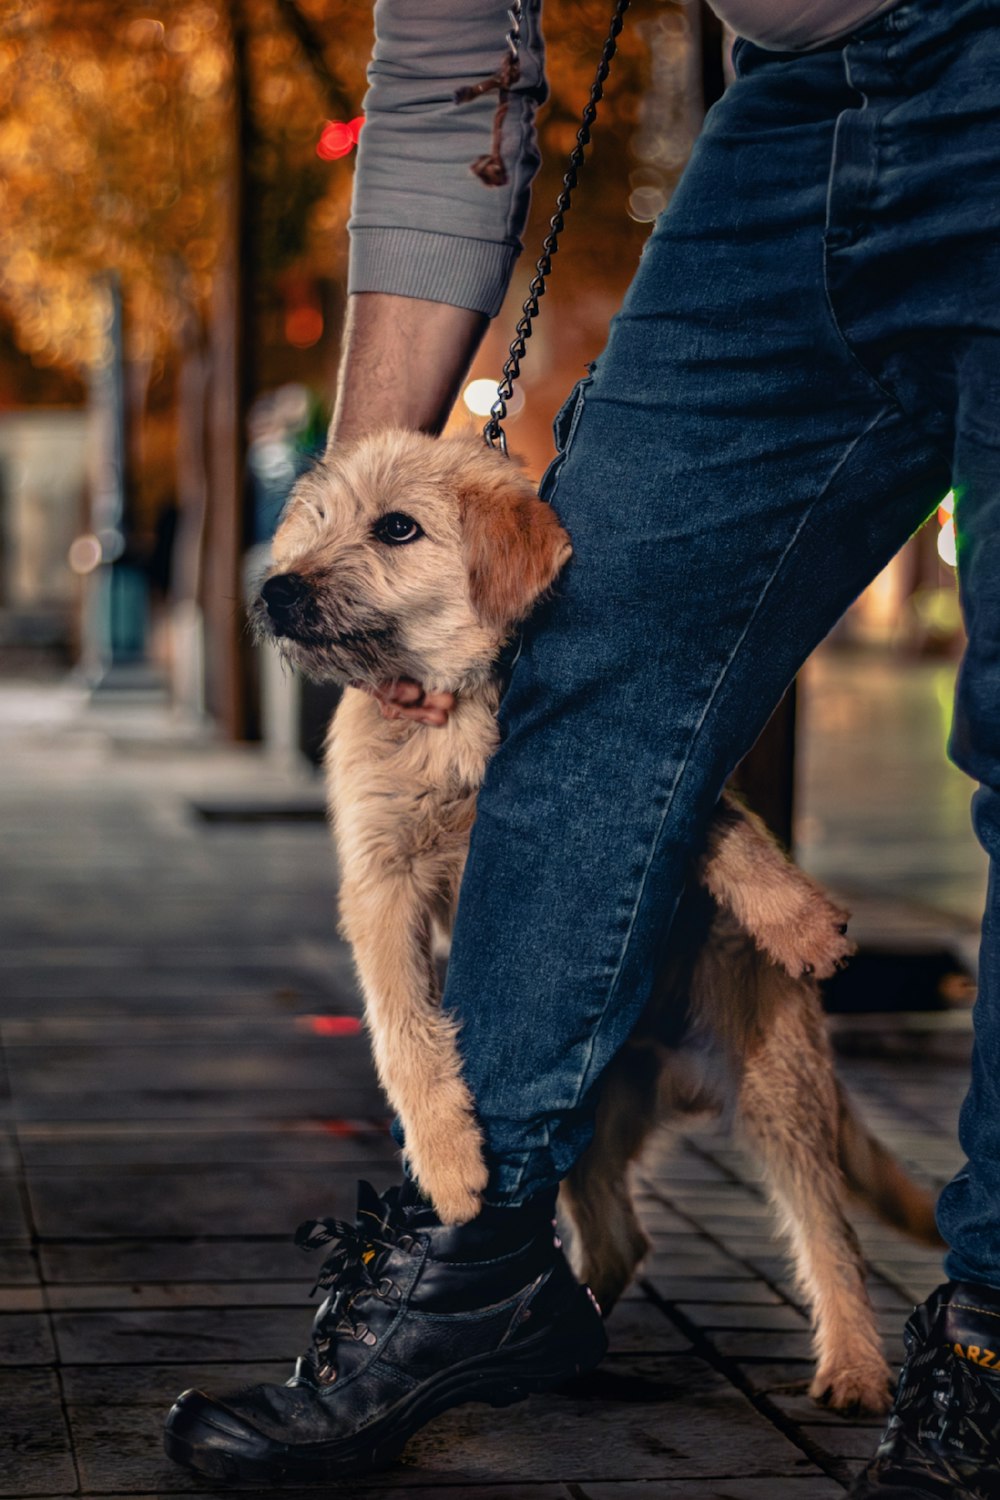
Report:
202,0,256,739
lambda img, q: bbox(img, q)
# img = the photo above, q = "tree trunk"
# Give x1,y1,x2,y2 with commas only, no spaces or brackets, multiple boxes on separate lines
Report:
201,0,256,739
170,314,210,715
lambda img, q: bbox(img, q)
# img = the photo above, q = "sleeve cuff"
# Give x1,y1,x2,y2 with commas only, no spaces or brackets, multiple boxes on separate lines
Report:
348,227,521,319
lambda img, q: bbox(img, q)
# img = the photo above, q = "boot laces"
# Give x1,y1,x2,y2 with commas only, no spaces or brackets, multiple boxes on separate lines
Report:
294,1184,412,1376
882,1332,1000,1492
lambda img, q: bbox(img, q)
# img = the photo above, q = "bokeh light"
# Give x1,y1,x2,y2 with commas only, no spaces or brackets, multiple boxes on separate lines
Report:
627,184,669,222
937,490,957,568
67,533,103,575
463,378,499,416
937,520,957,568
284,305,324,348
462,378,525,418
316,120,355,160
296,1014,363,1037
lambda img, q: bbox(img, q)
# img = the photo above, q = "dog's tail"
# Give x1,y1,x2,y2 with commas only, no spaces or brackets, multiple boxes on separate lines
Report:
836,1079,943,1247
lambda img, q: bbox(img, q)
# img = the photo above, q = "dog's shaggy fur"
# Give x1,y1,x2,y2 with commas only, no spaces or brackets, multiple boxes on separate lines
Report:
256,427,940,1417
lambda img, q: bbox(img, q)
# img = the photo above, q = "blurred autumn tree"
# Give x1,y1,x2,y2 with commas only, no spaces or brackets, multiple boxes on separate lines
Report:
0,0,700,730
0,0,375,724
0,0,370,370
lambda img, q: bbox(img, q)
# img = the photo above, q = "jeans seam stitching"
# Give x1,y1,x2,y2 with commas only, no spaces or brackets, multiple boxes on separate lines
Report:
570,399,897,1105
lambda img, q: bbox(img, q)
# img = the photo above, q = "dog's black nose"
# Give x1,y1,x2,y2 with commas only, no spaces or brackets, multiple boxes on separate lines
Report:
261,572,310,625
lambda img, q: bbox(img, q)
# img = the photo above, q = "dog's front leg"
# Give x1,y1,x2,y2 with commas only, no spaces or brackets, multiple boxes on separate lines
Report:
339,869,488,1224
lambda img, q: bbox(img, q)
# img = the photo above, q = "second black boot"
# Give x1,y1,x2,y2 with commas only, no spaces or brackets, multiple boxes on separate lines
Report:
848,1280,1000,1498
164,1179,607,1485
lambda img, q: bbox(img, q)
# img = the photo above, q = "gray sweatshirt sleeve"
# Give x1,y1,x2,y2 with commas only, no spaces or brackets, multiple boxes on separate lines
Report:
348,0,546,318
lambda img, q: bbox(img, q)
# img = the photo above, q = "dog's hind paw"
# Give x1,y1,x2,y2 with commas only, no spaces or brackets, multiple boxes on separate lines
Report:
810,1360,893,1417
757,890,855,981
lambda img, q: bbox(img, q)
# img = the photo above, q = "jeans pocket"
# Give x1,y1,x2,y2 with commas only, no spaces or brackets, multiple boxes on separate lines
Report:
539,364,595,504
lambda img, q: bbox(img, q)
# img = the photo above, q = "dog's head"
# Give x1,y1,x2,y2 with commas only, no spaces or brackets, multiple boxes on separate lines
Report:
252,428,572,690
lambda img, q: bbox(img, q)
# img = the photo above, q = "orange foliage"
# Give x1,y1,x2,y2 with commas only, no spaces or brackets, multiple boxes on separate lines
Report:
0,1,694,383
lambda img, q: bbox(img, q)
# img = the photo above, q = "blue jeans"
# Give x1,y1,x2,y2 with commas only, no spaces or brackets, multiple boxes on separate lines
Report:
437,0,1000,1285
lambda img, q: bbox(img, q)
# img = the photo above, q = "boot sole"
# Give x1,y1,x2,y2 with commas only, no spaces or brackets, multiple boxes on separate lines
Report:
164,1285,608,1485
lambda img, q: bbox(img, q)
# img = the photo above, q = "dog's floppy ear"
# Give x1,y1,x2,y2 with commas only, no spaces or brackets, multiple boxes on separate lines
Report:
460,467,572,631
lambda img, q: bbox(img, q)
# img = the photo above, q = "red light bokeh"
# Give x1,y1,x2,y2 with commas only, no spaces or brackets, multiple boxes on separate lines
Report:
284,304,324,348
302,1014,363,1036
316,121,355,160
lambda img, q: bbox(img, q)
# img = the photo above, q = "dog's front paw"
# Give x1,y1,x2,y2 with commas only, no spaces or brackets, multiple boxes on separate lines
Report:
429,1173,488,1226
759,890,855,981
810,1359,893,1417
408,1114,490,1226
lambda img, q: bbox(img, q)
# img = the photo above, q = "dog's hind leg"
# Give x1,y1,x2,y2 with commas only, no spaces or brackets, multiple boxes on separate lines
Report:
700,793,854,980
559,1040,664,1313
733,974,892,1415
339,868,488,1225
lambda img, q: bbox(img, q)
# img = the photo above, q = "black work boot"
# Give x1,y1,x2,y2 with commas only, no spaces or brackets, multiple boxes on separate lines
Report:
848,1280,1000,1498
164,1180,607,1484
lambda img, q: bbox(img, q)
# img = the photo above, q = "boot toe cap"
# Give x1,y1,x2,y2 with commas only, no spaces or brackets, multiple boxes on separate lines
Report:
164,1387,284,1481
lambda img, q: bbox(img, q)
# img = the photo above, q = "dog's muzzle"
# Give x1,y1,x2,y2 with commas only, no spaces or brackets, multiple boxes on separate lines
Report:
260,572,318,638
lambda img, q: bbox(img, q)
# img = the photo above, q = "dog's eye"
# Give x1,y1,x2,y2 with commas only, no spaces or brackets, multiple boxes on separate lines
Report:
374,512,424,546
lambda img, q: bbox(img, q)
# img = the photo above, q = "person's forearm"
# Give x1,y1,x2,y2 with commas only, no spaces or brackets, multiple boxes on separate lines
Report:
328,292,489,448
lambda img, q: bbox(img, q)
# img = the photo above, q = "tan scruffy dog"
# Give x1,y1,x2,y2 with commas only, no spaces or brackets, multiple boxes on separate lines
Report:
254,427,940,1417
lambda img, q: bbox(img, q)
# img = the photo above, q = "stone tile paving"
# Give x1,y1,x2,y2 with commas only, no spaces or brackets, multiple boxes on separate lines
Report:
0,679,971,1498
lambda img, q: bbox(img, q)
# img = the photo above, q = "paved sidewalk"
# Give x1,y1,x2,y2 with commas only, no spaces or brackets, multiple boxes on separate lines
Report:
0,673,969,1500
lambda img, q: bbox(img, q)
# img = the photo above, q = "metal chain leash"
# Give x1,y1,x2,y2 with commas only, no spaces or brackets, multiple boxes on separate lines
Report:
483,0,631,455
